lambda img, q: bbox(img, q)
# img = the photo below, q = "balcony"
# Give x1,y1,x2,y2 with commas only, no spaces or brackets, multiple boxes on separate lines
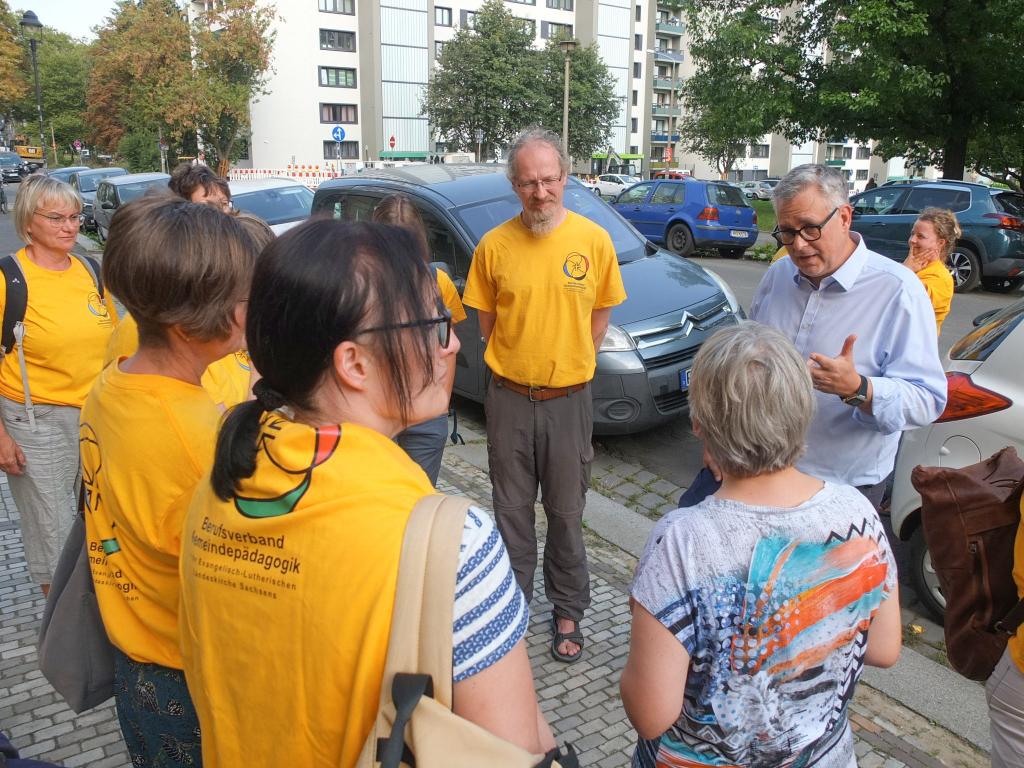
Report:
653,48,684,63
652,104,681,117
650,132,681,143
656,21,684,35
653,77,682,90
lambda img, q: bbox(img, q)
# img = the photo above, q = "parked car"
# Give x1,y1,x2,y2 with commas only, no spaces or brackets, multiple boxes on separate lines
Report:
0,152,26,183
92,172,171,242
890,298,1024,622
311,165,745,435
228,178,315,235
739,180,774,200
70,167,127,231
593,173,641,198
652,169,690,180
47,165,89,184
850,180,1024,293
612,177,758,258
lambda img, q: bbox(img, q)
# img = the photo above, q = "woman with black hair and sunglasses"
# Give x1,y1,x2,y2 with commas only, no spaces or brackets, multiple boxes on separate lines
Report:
177,219,554,767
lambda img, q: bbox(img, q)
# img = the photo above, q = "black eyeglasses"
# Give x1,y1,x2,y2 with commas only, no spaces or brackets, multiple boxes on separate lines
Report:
772,207,839,245
362,308,453,348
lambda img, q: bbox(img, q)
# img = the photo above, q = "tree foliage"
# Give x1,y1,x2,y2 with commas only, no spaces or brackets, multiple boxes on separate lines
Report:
0,1,27,112
424,0,618,160
684,0,1024,180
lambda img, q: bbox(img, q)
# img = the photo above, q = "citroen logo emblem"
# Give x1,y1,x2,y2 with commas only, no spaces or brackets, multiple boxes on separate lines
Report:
680,311,693,337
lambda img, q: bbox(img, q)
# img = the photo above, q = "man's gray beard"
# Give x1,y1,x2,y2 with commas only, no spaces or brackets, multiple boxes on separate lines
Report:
522,210,559,236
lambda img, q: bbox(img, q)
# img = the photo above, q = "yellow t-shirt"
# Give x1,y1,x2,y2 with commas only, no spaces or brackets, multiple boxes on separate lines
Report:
915,259,954,334
104,313,251,409
437,268,467,324
771,246,788,263
81,361,220,669
462,211,627,387
179,416,434,768
0,249,117,407
1009,497,1024,674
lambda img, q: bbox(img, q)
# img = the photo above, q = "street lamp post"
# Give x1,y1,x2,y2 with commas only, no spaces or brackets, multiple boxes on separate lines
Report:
558,39,578,154
474,128,483,163
19,11,45,160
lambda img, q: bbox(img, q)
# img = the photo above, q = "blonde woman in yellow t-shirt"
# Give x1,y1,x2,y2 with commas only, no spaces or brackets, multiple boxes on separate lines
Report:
179,219,554,768
904,207,958,334
1,175,117,594
80,194,258,766
372,193,467,484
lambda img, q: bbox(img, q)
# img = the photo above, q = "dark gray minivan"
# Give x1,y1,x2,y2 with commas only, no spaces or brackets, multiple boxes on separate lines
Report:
312,165,743,435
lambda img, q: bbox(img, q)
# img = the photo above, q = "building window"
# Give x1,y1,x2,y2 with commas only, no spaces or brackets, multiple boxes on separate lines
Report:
631,117,638,132
460,10,475,28
435,40,446,57
633,61,641,78
546,0,573,8
856,146,871,159
323,140,359,159
320,103,358,123
320,29,355,51
749,143,769,158
630,145,638,154
635,5,641,21
856,169,869,180
508,0,536,4
318,0,354,14
632,90,638,106
435,6,452,26
541,21,573,39
634,33,642,50
319,66,356,88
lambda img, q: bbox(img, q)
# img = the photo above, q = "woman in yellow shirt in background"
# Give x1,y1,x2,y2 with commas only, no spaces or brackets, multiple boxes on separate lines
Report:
80,195,258,766
1,176,117,594
372,194,467,484
904,207,958,334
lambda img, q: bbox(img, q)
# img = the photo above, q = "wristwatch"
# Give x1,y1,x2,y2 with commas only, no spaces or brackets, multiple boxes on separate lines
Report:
841,375,869,406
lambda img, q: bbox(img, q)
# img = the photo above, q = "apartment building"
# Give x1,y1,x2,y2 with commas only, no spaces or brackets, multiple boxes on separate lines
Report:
233,0,654,171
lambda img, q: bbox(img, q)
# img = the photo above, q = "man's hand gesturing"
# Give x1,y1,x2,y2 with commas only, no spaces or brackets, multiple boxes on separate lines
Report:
808,334,862,397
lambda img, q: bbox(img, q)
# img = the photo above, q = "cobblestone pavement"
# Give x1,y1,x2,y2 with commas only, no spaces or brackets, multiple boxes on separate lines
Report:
1,451,988,767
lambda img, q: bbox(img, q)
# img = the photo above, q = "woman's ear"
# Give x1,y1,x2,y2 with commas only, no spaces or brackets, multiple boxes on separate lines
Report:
331,340,370,392
691,419,703,438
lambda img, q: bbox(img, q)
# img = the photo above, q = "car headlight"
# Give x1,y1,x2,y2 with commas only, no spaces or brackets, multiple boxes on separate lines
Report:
702,268,744,316
600,324,635,352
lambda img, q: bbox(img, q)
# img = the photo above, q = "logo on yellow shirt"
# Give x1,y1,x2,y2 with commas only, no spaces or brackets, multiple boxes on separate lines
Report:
79,423,120,555
86,291,112,328
235,351,251,372
234,417,341,519
563,252,590,281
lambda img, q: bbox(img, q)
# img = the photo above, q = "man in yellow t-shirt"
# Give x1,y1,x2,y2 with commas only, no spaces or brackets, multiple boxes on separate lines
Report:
463,128,626,664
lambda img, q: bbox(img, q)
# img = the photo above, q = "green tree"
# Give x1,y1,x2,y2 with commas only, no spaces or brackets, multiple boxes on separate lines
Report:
0,2,27,114
116,129,161,172
687,0,1024,180
424,0,541,159
536,38,620,161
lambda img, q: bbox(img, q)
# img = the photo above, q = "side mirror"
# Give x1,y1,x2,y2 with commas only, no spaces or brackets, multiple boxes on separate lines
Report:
100,201,115,210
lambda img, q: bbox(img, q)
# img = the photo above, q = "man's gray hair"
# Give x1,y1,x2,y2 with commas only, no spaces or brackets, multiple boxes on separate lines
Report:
689,321,815,479
773,163,849,209
505,127,570,182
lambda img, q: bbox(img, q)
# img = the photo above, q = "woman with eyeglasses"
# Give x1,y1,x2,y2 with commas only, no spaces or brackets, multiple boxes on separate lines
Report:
178,219,554,767
2,175,117,595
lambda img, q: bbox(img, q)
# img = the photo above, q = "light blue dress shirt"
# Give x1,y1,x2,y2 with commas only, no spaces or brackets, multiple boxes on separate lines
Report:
750,233,948,486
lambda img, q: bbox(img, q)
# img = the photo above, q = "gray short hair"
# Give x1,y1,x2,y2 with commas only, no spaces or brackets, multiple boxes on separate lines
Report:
505,127,569,182
14,175,81,244
773,163,849,210
689,321,815,478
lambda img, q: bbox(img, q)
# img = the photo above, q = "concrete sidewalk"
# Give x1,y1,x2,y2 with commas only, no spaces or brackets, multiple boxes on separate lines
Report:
0,437,991,766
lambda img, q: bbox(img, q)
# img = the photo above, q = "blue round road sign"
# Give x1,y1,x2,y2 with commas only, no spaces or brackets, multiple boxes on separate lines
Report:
331,125,346,142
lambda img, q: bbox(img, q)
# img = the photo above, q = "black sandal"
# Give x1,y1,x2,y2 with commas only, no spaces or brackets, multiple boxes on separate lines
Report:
550,612,585,663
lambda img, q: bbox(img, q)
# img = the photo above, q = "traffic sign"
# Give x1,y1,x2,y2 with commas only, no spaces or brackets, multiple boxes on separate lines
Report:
331,125,346,142
389,135,396,149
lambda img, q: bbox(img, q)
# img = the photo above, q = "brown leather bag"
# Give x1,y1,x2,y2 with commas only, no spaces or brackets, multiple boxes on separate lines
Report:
911,446,1024,681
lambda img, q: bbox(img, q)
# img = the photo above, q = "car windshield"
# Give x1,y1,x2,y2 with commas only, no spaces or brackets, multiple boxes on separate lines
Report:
117,179,168,204
708,184,749,207
455,184,648,264
232,185,314,225
78,170,123,192
949,299,1024,362
0,154,20,168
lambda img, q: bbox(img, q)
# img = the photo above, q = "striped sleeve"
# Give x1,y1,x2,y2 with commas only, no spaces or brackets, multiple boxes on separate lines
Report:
452,506,528,682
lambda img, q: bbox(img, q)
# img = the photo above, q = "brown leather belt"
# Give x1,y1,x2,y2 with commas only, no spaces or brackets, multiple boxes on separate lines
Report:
495,376,586,402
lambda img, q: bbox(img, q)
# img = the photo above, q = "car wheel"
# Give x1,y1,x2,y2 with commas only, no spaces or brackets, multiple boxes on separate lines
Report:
910,526,946,624
719,248,745,259
666,223,694,257
981,275,1024,293
949,244,981,293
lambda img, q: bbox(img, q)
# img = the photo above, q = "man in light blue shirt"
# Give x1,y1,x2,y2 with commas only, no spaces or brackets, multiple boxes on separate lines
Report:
749,164,947,507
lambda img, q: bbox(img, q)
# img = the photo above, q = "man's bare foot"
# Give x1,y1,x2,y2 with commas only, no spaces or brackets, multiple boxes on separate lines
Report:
41,583,50,597
551,614,584,662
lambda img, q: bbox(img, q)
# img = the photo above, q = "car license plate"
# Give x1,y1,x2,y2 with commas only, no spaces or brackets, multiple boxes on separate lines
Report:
679,368,691,390
730,229,747,238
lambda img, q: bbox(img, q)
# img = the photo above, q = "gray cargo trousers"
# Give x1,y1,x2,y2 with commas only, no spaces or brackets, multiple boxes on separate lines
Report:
484,376,593,622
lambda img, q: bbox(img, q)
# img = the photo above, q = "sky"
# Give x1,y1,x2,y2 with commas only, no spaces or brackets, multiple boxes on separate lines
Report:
13,1,119,40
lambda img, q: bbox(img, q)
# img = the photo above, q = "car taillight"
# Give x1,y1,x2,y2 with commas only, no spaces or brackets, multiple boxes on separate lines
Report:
698,207,719,221
935,371,1012,423
753,210,758,226
983,212,1024,231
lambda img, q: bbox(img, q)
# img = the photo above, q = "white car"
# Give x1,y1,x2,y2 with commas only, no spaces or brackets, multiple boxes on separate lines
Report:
739,180,774,200
891,298,1024,621
594,173,641,199
228,178,315,235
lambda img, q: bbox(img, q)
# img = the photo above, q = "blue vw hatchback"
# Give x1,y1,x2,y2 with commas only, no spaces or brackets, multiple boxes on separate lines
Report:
612,177,758,258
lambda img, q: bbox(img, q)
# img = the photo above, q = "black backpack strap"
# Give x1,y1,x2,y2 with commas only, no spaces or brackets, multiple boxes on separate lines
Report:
995,598,1024,635
72,254,104,299
0,254,27,355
